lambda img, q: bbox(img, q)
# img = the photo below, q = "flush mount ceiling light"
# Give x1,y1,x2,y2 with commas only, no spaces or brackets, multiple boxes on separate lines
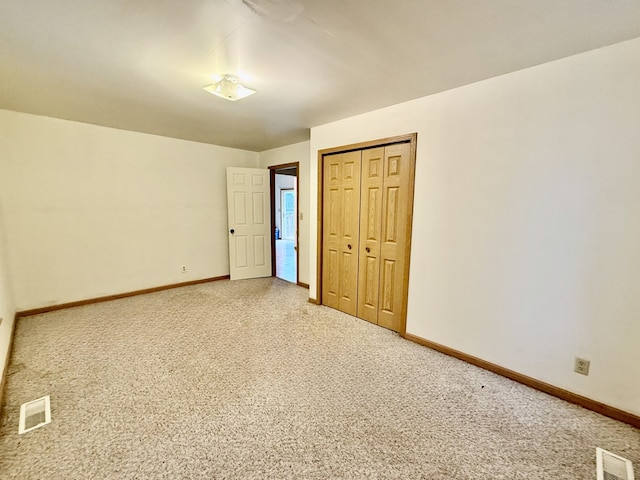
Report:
203,74,256,101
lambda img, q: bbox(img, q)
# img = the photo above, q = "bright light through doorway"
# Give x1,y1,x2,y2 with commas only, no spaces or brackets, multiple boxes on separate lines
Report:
276,239,296,283
274,167,297,284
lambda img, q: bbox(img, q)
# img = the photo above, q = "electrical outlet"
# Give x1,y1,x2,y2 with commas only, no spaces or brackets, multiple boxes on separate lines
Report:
574,357,590,376
181,265,187,273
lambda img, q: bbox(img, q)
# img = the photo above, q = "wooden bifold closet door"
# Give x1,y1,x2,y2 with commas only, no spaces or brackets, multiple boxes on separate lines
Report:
322,150,361,316
321,139,414,332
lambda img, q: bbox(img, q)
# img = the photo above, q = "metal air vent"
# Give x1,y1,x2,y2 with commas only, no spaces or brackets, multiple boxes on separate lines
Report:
19,395,51,434
597,447,635,480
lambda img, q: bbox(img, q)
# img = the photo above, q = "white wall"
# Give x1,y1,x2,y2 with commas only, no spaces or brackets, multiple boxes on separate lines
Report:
0,199,16,388
0,110,259,310
309,38,640,416
259,141,310,284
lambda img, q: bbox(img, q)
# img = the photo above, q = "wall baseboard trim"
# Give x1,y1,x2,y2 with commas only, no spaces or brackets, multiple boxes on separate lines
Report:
402,332,640,429
297,282,309,289
17,275,231,318
0,313,18,413
308,298,319,305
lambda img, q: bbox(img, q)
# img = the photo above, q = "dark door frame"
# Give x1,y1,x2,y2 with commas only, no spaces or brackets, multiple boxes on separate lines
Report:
269,162,300,284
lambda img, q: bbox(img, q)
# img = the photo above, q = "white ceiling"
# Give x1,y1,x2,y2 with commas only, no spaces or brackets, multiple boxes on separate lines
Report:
1,0,639,152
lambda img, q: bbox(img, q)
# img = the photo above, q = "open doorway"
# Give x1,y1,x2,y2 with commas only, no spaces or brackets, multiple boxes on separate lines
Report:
269,163,298,284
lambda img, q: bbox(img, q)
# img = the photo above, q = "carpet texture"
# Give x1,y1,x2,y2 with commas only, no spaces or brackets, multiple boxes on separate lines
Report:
0,278,638,479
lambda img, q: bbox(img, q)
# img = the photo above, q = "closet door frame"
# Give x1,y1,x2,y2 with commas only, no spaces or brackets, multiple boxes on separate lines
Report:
316,133,417,334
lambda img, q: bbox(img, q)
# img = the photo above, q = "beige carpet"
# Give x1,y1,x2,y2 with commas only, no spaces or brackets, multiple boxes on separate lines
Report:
0,278,638,479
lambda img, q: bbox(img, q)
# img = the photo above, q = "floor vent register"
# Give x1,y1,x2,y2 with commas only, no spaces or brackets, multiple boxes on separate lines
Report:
597,447,635,480
18,395,51,434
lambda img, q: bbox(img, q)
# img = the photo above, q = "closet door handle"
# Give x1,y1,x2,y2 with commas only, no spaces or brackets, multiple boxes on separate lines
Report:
365,247,370,253
230,229,235,234
347,244,352,250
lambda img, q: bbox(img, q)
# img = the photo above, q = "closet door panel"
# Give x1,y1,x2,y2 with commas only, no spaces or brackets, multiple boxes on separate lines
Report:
322,151,361,316
338,151,361,316
322,155,342,310
357,148,384,323
377,143,412,331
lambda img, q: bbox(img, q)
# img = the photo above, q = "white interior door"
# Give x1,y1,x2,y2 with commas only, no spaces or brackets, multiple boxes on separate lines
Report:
226,167,272,280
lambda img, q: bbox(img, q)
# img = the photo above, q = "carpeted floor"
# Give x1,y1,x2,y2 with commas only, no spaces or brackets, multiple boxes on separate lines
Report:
0,278,638,479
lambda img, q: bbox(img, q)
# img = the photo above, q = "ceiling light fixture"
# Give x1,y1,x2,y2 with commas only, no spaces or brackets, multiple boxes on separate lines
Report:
203,74,256,101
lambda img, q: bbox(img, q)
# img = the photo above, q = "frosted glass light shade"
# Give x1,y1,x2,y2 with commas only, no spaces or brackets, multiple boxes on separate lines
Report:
203,74,256,101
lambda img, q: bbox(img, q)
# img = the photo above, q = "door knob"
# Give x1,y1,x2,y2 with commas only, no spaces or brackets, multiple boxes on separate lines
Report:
230,229,235,234
347,244,352,249
365,247,370,253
